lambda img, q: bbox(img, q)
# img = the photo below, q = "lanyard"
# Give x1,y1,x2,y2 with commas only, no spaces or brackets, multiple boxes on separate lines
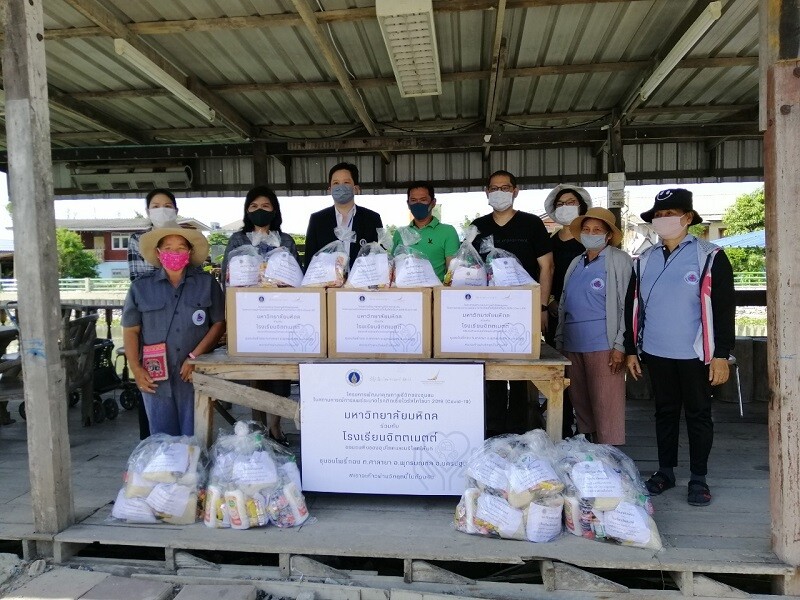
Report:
164,279,187,339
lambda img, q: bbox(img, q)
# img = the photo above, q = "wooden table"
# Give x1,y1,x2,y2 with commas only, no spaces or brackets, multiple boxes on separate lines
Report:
192,344,570,447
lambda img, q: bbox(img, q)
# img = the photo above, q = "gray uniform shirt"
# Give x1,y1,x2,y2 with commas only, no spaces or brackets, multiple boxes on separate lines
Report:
122,267,225,399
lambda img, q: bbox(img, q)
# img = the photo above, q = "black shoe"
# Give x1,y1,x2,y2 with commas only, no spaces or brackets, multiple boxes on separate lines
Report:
268,431,291,447
687,480,712,506
645,471,676,495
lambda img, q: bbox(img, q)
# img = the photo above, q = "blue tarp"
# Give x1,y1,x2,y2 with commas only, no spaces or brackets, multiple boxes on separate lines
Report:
714,229,765,248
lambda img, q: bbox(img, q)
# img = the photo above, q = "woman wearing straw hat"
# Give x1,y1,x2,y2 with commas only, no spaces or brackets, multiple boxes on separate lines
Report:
554,208,632,445
122,222,226,436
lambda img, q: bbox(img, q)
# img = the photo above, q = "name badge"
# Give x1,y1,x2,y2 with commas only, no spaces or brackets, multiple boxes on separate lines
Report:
192,309,207,325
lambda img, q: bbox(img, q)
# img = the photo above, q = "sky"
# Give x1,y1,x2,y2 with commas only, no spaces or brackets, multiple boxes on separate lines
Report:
0,172,763,240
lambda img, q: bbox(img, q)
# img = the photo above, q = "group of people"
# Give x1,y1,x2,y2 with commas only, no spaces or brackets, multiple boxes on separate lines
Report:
121,162,735,507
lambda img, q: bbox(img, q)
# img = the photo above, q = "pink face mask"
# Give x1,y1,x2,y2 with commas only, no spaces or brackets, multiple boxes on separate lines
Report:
158,250,191,271
651,216,687,240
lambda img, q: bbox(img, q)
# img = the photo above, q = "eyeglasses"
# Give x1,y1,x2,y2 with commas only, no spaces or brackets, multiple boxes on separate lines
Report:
487,185,514,193
555,199,579,207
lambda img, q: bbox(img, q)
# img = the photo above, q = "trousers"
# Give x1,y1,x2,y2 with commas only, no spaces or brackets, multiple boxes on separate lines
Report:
643,353,713,476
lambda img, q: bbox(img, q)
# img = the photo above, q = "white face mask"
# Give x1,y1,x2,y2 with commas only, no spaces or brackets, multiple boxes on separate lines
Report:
149,207,177,228
554,205,580,226
651,215,687,240
487,191,513,212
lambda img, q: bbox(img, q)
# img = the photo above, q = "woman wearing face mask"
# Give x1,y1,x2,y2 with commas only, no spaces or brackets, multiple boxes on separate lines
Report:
222,186,299,446
122,226,225,436
128,189,180,282
554,208,632,445
624,189,735,507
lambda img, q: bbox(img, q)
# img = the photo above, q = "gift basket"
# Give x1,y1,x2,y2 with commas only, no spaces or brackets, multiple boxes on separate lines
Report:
455,430,565,542
204,421,310,529
111,434,205,524
345,228,394,289
444,226,488,287
479,235,536,287
393,227,442,288
555,435,662,550
301,226,354,288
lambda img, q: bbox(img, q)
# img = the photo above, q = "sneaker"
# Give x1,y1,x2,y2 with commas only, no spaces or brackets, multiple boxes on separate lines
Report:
645,471,676,495
687,480,712,506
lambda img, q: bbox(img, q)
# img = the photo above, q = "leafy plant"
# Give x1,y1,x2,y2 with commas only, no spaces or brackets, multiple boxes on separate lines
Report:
721,188,766,273
56,229,99,278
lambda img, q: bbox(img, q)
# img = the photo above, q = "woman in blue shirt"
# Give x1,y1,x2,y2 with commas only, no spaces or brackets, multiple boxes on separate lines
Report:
555,208,632,445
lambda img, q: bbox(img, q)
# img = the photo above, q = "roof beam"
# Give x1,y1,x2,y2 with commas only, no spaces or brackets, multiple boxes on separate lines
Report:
40,1,653,40
289,0,389,163
67,56,758,101
60,0,254,140
48,87,151,144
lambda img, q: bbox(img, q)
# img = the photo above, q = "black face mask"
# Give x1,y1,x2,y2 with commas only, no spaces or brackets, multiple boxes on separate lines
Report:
249,208,275,228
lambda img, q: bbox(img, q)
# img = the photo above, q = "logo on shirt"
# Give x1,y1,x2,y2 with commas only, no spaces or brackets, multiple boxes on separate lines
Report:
684,271,700,285
590,278,605,290
346,370,362,386
192,309,206,325
428,238,433,244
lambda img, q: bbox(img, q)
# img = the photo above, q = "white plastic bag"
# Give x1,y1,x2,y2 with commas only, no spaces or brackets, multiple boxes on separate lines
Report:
444,226,487,287
345,228,394,289
260,246,304,288
393,227,441,288
301,226,354,288
480,235,535,287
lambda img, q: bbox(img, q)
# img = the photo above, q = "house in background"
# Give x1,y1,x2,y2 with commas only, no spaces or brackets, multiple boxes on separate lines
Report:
55,217,210,278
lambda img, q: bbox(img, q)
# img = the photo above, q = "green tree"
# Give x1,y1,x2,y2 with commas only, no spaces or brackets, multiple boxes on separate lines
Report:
207,231,230,246
56,229,99,278
721,188,765,273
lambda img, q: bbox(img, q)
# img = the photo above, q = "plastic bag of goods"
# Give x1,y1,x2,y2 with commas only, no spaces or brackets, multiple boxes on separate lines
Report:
392,226,442,288
454,430,565,542
260,245,304,288
479,235,536,287
555,435,662,550
204,421,309,530
301,226,354,288
444,226,487,287
226,244,262,287
111,434,205,525
345,228,394,289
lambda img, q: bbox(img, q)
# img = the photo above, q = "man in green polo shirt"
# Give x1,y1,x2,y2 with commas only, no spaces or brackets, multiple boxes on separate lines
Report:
393,181,459,281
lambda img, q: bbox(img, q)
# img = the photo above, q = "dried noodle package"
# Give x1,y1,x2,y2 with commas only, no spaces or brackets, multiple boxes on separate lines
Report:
393,227,441,288
204,421,310,530
301,226,354,288
112,434,205,525
555,435,661,550
455,430,564,542
480,235,536,287
444,226,487,287
345,228,394,289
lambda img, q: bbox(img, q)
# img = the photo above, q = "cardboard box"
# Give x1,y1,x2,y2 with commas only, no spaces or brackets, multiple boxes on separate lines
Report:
327,288,432,358
433,285,541,359
226,287,327,357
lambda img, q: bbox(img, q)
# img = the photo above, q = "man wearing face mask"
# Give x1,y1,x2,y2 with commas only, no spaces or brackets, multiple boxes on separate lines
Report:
128,188,181,281
392,181,459,282
624,188,735,507
472,170,555,436
303,162,383,270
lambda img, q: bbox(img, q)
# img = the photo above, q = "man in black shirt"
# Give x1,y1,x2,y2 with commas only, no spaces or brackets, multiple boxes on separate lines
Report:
472,170,554,436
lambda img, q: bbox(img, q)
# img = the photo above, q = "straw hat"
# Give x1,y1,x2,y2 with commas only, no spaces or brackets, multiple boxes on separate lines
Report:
569,207,624,246
139,221,209,267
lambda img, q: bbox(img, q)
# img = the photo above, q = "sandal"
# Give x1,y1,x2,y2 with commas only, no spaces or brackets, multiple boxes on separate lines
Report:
645,471,676,495
268,431,291,447
687,480,712,506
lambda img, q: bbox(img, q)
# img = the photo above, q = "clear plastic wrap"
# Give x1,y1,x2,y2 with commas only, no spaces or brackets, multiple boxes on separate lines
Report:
227,231,285,288
260,246,304,288
479,235,536,287
454,430,564,542
345,228,394,289
111,434,205,525
444,226,487,287
301,226,354,288
204,421,309,530
393,227,442,288
555,435,662,550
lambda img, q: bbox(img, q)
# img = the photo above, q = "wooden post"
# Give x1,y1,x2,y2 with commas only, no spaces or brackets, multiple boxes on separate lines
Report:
2,0,75,533
763,0,800,589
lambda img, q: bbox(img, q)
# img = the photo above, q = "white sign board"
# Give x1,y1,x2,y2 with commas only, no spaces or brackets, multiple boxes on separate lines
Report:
333,290,425,355
300,363,484,495
438,288,533,354
234,291,322,354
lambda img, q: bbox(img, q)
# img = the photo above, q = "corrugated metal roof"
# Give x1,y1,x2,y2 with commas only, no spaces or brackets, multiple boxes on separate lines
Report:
1,0,763,194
